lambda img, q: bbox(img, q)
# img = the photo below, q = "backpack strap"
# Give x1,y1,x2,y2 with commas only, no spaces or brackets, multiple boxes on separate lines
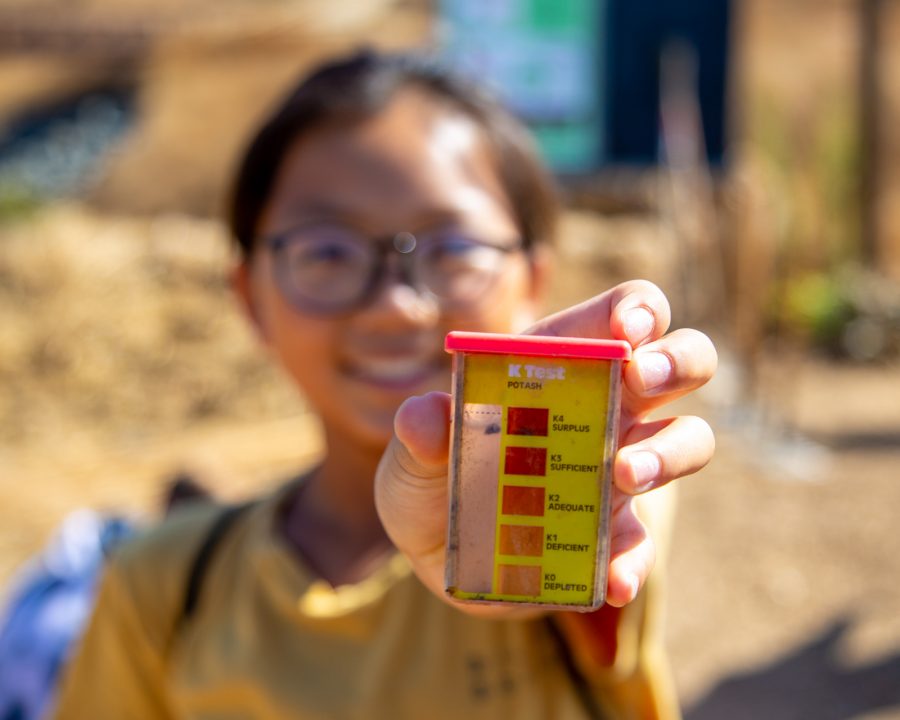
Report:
175,502,254,634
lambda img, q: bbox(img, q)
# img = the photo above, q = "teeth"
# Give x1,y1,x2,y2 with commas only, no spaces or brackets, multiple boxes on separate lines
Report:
350,356,435,382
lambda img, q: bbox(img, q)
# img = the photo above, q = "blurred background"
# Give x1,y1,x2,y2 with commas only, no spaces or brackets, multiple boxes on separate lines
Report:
0,0,898,717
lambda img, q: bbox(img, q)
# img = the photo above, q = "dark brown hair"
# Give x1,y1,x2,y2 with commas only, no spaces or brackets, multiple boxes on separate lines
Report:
227,49,559,257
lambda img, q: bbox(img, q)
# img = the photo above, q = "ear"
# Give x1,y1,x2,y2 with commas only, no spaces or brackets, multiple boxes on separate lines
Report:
230,259,268,343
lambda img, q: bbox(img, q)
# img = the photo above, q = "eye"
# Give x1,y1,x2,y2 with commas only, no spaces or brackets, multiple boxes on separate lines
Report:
425,233,473,258
424,235,504,271
299,238,355,265
278,228,371,295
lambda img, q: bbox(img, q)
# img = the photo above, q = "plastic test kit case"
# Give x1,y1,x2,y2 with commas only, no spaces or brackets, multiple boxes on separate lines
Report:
444,331,631,611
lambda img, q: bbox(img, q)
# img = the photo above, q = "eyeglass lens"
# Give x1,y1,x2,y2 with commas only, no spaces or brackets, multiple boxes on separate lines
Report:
271,225,517,312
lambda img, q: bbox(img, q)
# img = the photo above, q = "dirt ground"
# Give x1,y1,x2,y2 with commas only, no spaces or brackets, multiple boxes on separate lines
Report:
668,357,900,719
0,206,898,717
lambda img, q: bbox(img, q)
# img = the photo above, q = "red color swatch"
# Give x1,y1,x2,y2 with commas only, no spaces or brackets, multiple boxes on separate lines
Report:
507,407,549,436
501,486,546,517
504,446,547,476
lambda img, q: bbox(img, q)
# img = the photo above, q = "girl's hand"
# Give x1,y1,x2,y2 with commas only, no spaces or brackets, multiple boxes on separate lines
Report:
374,280,716,611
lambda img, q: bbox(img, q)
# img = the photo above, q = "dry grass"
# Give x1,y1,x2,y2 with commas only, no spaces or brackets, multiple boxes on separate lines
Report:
0,206,318,584
0,206,306,448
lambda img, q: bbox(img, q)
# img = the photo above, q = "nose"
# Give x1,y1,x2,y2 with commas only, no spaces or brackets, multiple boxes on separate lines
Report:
354,236,438,324
360,270,440,327
369,274,440,327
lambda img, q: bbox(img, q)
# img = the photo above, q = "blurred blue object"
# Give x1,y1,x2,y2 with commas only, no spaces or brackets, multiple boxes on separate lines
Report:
0,510,135,720
606,0,731,167
439,0,731,172
0,87,135,201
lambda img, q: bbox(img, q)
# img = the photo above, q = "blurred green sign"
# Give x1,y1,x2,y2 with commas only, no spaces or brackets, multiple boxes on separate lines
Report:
440,0,606,173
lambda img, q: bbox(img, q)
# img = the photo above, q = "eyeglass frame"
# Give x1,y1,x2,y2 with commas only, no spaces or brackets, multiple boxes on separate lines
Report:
261,225,527,315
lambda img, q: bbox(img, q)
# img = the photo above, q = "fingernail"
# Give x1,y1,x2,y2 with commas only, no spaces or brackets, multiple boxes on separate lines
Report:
636,352,672,392
628,451,660,490
623,307,655,346
626,574,640,603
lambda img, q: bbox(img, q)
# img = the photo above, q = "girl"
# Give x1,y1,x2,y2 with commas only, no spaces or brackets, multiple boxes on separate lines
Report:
53,50,716,719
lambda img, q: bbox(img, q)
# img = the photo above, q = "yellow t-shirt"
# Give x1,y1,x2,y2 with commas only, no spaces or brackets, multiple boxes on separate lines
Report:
52,484,679,720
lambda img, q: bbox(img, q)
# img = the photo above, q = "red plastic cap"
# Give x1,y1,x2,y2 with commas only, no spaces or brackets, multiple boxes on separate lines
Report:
445,331,632,361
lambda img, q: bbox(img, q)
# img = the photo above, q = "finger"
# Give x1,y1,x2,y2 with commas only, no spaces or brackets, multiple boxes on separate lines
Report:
523,280,671,347
623,328,717,417
374,392,451,585
614,415,716,494
605,496,656,607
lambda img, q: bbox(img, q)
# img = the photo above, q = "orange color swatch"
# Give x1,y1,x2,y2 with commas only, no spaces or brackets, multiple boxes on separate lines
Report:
497,564,542,596
499,525,544,556
501,485,545,517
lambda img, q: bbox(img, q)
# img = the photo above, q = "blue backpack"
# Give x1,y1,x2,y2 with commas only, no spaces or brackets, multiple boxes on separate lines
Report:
0,510,135,720
0,474,246,720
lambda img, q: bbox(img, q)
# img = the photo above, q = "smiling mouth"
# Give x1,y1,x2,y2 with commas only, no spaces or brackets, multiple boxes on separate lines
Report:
344,354,448,389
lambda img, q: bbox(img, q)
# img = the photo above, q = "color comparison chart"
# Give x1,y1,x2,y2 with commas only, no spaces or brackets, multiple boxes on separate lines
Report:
444,332,631,610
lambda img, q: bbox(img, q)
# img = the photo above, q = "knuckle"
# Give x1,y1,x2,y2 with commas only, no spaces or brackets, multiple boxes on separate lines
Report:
392,443,430,486
621,278,663,297
660,329,717,382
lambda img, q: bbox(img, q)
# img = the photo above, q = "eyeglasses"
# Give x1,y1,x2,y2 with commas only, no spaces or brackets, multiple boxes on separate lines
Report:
264,223,525,314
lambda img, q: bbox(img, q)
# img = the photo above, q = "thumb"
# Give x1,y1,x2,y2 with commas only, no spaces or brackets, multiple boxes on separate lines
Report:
375,392,451,593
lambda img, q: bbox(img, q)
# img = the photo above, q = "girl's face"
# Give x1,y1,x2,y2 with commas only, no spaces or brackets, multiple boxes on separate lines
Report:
235,89,549,450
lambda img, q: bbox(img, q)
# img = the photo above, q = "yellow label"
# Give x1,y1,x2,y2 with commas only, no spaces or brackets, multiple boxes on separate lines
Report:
449,352,613,607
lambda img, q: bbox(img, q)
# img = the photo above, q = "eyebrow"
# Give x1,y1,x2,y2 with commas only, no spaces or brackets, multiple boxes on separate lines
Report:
281,200,358,224
278,200,467,233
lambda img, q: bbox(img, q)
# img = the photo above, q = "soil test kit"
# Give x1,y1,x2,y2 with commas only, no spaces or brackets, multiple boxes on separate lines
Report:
444,331,631,610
